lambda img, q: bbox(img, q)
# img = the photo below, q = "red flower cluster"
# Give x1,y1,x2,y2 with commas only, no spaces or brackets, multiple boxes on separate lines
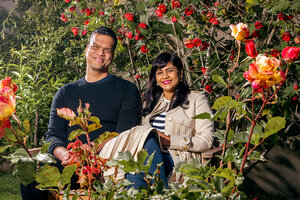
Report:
171,0,180,8
61,13,67,22
138,22,147,29
184,38,202,49
205,85,213,93
201,67,207,75
125,13,134,21
84,8,92,16
184,6,194,16
209,17,219,25
277,13,293,21
282,32,291,42
270,49,279,57
171,16,177,22
254,21,263,29
126,31,133,39
251,30,260,38
84,20,89,26
71,27,78,36
140,45,149,53
135,74,142,79
156,4,166,17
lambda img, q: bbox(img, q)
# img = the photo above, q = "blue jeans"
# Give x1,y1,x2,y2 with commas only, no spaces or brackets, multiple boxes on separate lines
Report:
126,132,174,189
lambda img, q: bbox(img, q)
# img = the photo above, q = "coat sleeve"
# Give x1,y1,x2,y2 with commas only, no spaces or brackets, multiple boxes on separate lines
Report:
115,83,142,133
169,93,214,152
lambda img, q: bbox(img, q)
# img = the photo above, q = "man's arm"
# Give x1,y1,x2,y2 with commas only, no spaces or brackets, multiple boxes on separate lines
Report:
115,83,142,133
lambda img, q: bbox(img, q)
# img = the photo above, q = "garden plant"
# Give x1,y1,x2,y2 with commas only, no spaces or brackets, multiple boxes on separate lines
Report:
0,0,299,199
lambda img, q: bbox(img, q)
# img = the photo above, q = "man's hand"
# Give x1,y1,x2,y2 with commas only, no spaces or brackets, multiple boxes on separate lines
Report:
54,146,71,167
157,130,170,146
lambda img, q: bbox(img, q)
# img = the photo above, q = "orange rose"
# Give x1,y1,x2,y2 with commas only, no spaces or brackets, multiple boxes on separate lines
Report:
245,55,285,89
230,23,249,41
0,118,11,138
0,86,16,120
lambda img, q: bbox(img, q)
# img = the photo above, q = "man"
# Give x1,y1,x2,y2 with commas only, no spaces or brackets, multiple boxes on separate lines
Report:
21,26,142,200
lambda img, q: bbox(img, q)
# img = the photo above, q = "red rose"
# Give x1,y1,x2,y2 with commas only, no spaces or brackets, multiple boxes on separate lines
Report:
171,16,177,22
281,46,300,63
209,17,219,25
126,31,133,39
171,0,180,8
193,38,202,47
282,32,291,42
270,49,279,57
205,85,213,93
99,11,105,15
125,13,134,21
155,9,163,17
158,4,166,13
140,45,149,53
69,6,76,12
277,13,284,20
201,67,207,75
135,34,140,41
138,22,147,29
294,83,298,90
84,20,90,26
0,118,11,138
200,42,209,51
214,1,219,6
60,13,67,22
254,21,263,29
245,41,258,58
292,96,298,104
84,8,92,16
71,28,78,36
82,30,87,36
184,39,194,49
251,30,260,38
65,0,70,3
184,6,194,16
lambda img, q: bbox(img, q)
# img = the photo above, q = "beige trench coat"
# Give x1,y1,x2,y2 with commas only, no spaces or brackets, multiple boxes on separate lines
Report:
142,91,214,181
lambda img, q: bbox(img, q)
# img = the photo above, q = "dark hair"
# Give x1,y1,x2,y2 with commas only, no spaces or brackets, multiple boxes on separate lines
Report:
142,52,190,116
89,26,117,51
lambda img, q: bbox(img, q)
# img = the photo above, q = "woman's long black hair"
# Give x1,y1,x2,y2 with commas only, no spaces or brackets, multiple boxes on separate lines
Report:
142,52,190,116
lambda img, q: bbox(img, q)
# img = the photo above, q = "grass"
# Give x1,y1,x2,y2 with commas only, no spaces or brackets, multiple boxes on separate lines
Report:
0,171,22,200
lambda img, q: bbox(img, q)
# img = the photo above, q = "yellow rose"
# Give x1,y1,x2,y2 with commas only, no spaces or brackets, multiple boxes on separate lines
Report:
0,87,16,120
245,55,285,89
230,23,249,41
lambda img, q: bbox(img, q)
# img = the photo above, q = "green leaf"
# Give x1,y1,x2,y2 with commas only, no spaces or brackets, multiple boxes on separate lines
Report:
94,131,118,145
23,119,30,134
33,153,56,164
212,96,238,110
272,0,290,12
143,151,155,171
36,165,61,188
137,149,148,168
193,112,211,119
68,129,86,140
213,168,235,181
87,123,102,132
61,164,76,187
14,158,36,186
89,116,101,126
0,145,10,153
263,117,286,139
15,129,26,138
41,142,52,154
4,128,17,142
212,75,227,88
56,108,76,121
62,184,71,200
233,132,249,143
5,148,30,163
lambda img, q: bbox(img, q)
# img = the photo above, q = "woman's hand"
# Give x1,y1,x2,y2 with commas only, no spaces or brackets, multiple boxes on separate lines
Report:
157,130,170,146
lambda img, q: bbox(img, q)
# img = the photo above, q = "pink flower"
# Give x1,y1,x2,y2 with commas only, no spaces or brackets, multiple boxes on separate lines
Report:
138,22,147,29
140,45,149,53
214,1,219,6
282,32,291,42
125,13,134,21
281,46,300,63
71,27,78,36
158,4,166,13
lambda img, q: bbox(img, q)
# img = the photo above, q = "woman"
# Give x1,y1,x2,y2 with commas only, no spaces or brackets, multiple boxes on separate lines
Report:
100,52,214,185
141,52,214,181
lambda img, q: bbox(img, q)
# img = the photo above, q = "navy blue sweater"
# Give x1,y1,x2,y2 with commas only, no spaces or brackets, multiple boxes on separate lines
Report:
46,75,142,155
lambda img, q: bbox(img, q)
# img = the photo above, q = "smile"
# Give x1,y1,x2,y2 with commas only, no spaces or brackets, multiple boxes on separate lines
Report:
162,80,171,84
94,57,104,63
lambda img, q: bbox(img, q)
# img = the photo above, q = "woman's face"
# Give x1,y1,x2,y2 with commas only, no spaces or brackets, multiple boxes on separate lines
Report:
155,62,182,100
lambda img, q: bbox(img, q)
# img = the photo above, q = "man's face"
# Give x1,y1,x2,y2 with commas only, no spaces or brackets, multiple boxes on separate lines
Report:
85,34,115,74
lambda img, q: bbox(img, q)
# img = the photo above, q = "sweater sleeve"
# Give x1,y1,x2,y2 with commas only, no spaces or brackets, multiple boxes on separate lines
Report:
169,93,214,152
115,83,142,133
46,86,68,155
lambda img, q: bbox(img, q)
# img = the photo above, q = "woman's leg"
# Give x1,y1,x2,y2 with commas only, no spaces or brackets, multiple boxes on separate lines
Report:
126,132,169,188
